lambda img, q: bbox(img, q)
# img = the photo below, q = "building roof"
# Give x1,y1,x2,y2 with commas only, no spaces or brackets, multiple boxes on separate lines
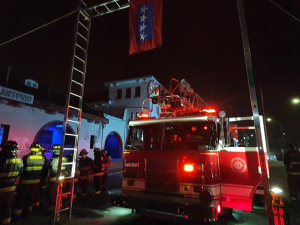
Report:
103,75,160,87
0,73,109,124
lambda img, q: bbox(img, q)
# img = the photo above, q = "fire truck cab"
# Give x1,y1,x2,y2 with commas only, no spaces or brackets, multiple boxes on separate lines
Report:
108,79,269,222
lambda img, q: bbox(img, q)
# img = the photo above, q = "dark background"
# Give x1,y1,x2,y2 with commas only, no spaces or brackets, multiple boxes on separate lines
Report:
1,0,300,149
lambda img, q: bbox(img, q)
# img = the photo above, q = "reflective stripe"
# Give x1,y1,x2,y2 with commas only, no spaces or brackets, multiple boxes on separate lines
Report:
94,173,103,176
290,162,300,165
287,172,300,175
24,206,33,211
25,166,43,171
33,202,40,207
0,218,11,224
0,186,16,192
79,176,88,179
49,177,57,181
21,179,40,184
0,172,19,177
80,167,91,171
13,209,22,214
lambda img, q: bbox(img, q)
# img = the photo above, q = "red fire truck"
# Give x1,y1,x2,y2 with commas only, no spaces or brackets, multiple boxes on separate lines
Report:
109,78,269,222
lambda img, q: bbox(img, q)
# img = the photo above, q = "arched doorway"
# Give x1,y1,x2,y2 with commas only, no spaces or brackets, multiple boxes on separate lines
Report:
34,121,75,160
104,132,122,158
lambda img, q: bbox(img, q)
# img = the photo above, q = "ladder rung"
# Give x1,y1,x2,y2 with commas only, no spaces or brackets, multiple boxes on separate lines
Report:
76,43,86,52
69,105,81,110
77,32,87,41
62,175,73,179
57,207,70,213
59,191,72,196
65,133,78,137
74,55,85,63
62,162,75,165
80,10,90,19
67,119,79,123
63,147,76,150
78,21,88,30
70,92,82,98
73,67,85,74
72,79,83,86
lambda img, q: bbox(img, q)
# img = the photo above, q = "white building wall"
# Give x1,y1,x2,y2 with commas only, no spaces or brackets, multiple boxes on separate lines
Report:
0,103,125,160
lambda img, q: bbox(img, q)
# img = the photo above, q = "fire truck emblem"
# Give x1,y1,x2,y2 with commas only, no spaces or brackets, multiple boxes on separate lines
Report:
230,157,247,173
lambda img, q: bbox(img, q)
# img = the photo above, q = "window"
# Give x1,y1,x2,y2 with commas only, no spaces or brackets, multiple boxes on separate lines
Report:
0,125,10,147
117,89,122,99
136,112,139,118
135,86,141,97
131,113,135,120
126,88,131,98
126,121,218,151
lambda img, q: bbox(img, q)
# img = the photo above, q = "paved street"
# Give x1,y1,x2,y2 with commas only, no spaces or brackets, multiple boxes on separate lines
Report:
10,159,300,225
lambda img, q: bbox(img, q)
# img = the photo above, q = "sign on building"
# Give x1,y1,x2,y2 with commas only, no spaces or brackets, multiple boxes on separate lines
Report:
0,86,34,104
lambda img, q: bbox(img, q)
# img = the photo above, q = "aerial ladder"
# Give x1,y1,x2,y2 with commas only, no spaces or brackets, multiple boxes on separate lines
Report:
53,1,130,224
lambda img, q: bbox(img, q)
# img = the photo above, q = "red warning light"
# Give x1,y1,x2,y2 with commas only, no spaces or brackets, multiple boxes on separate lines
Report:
139,113,149,118
184,164,194,172
202,109,216,114
191,126,197,131
203,126,208,130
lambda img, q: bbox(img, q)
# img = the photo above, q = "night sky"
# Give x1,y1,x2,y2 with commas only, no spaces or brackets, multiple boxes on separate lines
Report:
1,0,300,147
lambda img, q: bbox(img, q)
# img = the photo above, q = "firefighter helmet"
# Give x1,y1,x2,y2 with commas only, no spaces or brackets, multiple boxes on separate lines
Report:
3,141,19,152
80,149,88,156
52,144,61,154
94,147,101,152
30,142,41,152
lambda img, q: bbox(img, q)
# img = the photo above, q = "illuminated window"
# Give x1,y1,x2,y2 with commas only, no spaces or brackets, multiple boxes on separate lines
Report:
131,113,135,120
135,86,141,97
117,89,122,99
126,88,131,98
0,125,10,147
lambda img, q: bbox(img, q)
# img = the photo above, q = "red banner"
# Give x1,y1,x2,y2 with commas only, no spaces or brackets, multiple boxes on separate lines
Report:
129,0,163,55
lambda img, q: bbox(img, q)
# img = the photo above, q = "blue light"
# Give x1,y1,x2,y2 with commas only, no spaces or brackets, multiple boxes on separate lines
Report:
56,125,63,127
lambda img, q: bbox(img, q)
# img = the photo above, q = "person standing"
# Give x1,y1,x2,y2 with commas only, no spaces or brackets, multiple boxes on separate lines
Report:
101,149,110,192
13,142,48,218
93,148,102,195
46,144,68,212
284,145,300,200
0,141,23,224
78,149,94,199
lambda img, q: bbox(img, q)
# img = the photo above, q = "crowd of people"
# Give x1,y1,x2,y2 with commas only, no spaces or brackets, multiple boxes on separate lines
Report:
0,140,110,224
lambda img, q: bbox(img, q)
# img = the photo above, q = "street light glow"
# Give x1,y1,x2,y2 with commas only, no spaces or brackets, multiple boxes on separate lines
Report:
267,118,272,122
292,98,300,104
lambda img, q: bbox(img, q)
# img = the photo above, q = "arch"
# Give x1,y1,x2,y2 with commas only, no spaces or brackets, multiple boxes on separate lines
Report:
34,121,75,159
104,131,123,158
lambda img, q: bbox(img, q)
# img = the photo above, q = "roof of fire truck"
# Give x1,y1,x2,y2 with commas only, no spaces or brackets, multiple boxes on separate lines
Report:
132,78,225,126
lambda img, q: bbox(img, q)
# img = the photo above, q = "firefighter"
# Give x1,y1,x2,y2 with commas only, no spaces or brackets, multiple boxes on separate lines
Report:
78,149,95,199
93,148,102,195
13,142,48,219
0,141,23,224
101,149,110,192
46,144,68,212
284,145,300,200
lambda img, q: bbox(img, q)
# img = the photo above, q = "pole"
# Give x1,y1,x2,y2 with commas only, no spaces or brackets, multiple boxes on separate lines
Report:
5,66,10,87
236,0,274,224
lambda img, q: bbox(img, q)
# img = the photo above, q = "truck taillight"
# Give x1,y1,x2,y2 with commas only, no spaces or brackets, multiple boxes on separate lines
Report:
184,164,194,172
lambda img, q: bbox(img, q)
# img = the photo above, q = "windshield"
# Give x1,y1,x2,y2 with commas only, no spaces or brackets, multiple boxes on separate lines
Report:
126,121,218,151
